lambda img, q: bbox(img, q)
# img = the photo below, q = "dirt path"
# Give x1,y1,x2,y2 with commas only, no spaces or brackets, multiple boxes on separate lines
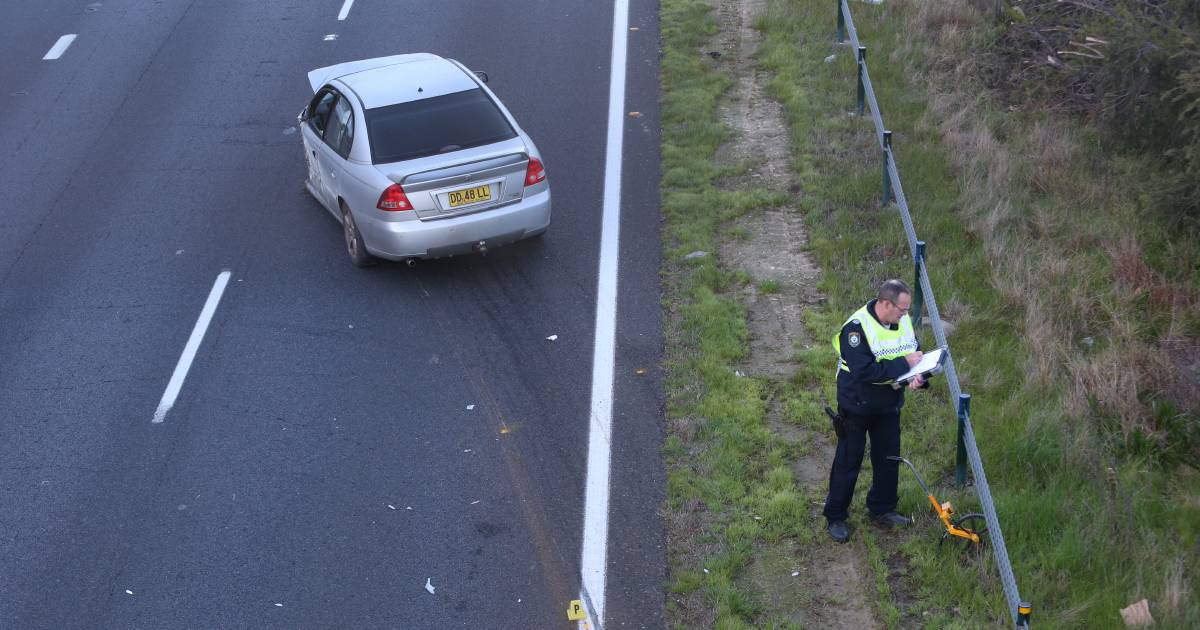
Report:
712,0,880,626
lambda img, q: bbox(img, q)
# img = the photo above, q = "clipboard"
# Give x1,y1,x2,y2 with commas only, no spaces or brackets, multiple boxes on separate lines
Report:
893,347,946,389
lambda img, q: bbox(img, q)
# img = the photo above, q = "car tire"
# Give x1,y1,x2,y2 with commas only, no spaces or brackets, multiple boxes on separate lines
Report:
341,203,377,267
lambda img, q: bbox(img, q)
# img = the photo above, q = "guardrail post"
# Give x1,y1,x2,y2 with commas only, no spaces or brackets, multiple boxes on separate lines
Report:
956,394,970,487
882,130,893,205
1017,601,1033,627
836,0,846,43
912,240,925,327
856,46,867,115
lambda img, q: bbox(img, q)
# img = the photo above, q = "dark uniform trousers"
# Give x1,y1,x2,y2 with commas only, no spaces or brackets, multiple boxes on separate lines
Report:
823,408,901,522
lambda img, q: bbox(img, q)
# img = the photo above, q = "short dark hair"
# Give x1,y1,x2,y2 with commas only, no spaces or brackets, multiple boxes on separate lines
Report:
878,279,911,303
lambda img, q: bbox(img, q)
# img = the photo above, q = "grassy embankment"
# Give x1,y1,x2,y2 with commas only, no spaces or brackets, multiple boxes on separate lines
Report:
660,0,813,627
663,0,1199,627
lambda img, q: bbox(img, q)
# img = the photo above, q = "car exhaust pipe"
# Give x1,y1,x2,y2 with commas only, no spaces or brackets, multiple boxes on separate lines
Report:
473,240,488,256
404,258,417,268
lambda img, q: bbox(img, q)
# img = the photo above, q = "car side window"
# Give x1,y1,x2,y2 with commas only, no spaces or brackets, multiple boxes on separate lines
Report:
309,89,337,135
325,97,354,159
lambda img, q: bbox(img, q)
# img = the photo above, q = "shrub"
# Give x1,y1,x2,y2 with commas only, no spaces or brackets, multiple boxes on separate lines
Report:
981,0,1200,215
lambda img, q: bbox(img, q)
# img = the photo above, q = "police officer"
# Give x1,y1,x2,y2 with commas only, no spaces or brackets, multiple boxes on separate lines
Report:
824,279,927,543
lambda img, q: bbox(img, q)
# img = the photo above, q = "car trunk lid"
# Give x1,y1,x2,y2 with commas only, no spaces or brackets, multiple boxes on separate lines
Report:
383,140,530,220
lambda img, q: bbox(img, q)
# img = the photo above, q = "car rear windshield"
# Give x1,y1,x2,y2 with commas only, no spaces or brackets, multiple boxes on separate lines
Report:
365,88,517,164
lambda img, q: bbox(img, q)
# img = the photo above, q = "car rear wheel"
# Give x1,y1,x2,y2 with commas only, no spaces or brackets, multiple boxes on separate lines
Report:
341,203,377,267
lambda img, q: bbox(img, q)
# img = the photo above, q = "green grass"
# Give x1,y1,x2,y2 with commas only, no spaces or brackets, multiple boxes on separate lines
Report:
758,279,782,294
862,529,902,627
664,0,1197,627
750,0,1200,627
660,0,814,627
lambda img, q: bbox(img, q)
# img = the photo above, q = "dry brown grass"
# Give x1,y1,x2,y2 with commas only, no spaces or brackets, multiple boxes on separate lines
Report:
1163,556,1190,620
662,495,721,629
1029,120,1075,195
1162,338,1200,418
902,0,1199,444
1022,291,1059,389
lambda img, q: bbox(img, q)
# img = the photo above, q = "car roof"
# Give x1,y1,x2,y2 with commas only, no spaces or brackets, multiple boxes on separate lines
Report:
308,54,478,109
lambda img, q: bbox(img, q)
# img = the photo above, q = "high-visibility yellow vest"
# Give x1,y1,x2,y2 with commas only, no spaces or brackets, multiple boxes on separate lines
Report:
832,302,917,383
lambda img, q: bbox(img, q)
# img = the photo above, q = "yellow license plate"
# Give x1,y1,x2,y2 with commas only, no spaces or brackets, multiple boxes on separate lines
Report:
448,185,491,208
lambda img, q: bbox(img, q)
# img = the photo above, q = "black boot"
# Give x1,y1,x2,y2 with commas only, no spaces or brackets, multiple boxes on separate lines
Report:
870,511,914,527
827,520,850,543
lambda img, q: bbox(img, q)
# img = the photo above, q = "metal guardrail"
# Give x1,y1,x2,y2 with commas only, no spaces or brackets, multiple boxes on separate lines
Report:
836,1,1032,627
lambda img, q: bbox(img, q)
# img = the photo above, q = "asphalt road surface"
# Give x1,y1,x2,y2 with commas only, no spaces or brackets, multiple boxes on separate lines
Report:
0,1,663,628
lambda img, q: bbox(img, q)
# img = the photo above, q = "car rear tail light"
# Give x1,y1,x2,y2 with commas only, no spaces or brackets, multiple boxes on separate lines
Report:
376,184,413,211
525,157,546,187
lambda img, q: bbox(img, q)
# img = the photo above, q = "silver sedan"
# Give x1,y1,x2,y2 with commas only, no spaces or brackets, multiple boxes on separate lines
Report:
299,53,551,266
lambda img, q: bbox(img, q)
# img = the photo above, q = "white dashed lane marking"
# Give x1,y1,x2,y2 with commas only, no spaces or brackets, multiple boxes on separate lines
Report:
43,34,77,60
152,271,232,423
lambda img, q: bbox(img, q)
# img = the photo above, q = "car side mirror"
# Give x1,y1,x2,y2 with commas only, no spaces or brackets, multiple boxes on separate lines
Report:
473,71,489,84
297,106,309,124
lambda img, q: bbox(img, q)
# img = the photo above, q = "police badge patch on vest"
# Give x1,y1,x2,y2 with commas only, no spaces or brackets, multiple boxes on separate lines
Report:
848,332,861,348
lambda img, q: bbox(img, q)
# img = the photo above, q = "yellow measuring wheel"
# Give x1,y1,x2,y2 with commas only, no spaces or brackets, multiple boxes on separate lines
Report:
889,456,987,554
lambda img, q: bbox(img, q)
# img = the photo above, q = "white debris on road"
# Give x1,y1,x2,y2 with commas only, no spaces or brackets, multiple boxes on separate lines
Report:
424,578,436,595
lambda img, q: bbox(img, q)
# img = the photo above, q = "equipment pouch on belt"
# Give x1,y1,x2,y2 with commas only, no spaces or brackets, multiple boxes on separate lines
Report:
824,406,846,440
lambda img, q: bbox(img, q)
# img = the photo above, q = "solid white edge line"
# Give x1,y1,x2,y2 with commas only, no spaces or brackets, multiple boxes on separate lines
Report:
580,0,629,627
43,34,78,60
152,271,232,423
337,0,355,21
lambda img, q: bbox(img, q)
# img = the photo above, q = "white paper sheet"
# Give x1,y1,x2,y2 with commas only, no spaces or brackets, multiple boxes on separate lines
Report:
895,347,945,385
